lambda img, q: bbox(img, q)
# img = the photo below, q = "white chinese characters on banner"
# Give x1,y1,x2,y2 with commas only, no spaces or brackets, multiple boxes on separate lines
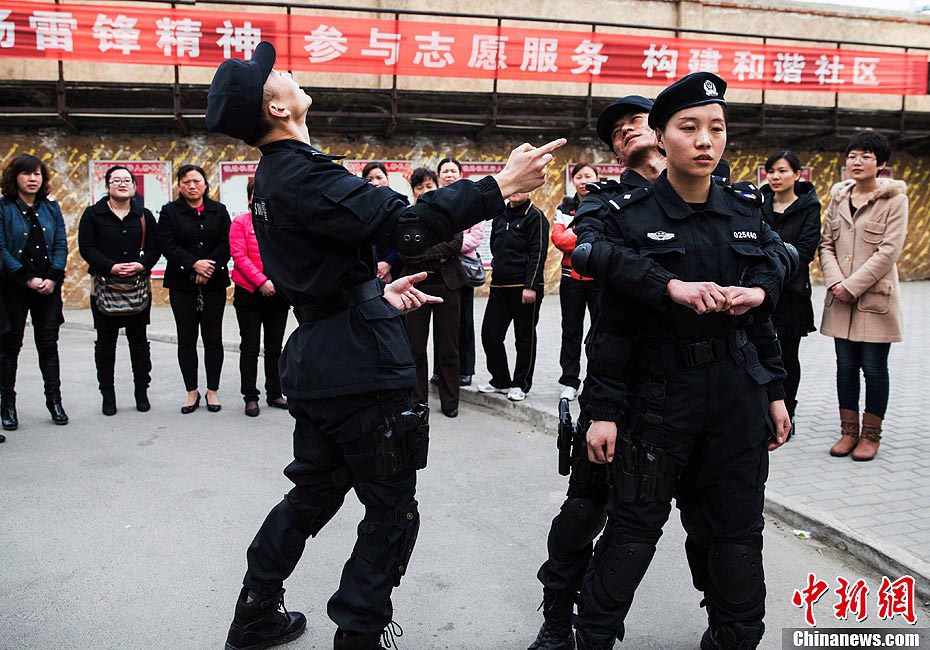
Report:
0,10,15,48
853,57,880,86
688,47,722,74
90,160,173,278
93,14,140,55
216,21,261,59
304,24,346,64
774,53,806,84
361,27,400,66
732,51,765,82
815,54,845,85
520,37,559,73
155,17,202,58
571,40,606,75
29,11,77,52
413,31,454,68
642,44,678,79
467,35,507,71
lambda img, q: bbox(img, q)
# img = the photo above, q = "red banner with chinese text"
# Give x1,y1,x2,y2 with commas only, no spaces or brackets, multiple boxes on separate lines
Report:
0,1,926,95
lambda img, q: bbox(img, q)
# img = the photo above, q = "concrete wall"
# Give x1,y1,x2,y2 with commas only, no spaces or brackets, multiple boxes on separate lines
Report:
1,128,928,308
4,0,929,112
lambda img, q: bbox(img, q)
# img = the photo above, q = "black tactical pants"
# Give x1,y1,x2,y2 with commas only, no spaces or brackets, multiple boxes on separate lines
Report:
243,389,419,635
537,454,608,597
575,352,770,647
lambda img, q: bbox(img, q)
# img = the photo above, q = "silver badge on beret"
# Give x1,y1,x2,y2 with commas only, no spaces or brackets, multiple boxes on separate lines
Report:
704,80,718,97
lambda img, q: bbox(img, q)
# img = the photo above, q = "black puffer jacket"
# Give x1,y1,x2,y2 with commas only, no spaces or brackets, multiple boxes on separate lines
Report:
761,181,821,297
489,199,549,290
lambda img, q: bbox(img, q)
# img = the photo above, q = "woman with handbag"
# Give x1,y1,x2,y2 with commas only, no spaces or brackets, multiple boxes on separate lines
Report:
0,153,69,430
437,157,486,387
159,164,231,414
78,165,160,415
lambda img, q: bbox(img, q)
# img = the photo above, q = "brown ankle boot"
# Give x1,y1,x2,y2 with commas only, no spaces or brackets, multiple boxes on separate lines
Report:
830,409,860,457
852,413,882,461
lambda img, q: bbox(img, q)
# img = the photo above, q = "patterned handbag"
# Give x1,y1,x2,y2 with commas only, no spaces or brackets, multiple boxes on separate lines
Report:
93,214,152,315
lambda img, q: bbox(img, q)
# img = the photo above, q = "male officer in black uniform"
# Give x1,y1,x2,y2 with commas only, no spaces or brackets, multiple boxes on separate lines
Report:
568,73,789,649
529,94,793,650
205,42,564,650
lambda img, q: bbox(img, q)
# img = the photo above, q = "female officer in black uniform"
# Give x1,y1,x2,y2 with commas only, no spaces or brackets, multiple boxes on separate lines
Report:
569,73,790,650
205,42,564,650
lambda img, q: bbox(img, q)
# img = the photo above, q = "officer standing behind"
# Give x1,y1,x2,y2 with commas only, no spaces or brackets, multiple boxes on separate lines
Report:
205,42,564,650
568,73,789,650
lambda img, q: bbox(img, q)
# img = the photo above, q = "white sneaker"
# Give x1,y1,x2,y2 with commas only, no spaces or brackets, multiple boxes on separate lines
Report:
507,387,526,401
559,385,577,401
478,383,507,394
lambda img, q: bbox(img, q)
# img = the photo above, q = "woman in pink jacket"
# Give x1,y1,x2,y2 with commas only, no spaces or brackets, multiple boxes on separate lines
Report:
230,179,290,417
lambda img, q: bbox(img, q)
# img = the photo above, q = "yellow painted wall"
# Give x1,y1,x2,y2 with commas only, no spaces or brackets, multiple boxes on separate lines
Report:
0,130,927,307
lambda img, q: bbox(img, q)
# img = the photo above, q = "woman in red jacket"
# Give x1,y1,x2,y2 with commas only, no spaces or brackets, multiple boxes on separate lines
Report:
230,179,290,417
552,162,599,401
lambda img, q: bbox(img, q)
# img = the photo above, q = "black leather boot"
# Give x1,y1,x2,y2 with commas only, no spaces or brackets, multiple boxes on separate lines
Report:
47,400,68,425
1,399,17,431
101,389,117,416
225,587,306,650
528,588,575,649
134,385,150,412
129,340,151,412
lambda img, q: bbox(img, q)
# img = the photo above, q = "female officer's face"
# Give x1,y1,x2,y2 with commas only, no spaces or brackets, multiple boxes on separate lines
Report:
656,103,726,179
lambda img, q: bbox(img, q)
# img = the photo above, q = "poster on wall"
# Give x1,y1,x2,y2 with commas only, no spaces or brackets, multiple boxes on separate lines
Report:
219,161,259,219
344,160,414,200
461,162,506,270
565,163,624,197
89,160,173,278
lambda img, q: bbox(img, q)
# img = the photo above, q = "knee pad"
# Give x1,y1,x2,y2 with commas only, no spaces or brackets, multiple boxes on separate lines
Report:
352,500,420,586
283,492,344,538
684,536,710,594
594,541,656,605
553,498,607,551
715,621,765,649
709,543,764,609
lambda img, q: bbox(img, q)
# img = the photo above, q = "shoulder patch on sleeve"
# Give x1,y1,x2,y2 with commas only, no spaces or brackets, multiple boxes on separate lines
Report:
723,181,762,206
585,179,622,194
607,186,650,212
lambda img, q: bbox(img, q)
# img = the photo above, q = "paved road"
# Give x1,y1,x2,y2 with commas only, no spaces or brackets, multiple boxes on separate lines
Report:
1,329,924,649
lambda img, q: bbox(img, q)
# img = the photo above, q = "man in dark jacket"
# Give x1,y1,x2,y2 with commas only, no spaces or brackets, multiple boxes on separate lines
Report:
205,42,564,650
478,191,549,402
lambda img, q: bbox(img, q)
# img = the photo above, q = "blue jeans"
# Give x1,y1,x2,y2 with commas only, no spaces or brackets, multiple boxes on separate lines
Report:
834,338,891,418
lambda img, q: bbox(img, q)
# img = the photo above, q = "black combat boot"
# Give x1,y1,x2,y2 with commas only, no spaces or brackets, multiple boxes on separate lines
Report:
134,384,150,412
701,606,720,650
1,398,17,431
574,627,615,650
714,621,764,650
528,588,575,649
225,586,306,650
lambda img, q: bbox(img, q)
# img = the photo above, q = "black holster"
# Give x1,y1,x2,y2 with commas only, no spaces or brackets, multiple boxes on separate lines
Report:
377,402,430,476
611,434,682,503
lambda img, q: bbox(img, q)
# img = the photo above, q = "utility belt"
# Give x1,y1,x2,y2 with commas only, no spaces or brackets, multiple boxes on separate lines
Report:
644,327,749,371
293,278,384,324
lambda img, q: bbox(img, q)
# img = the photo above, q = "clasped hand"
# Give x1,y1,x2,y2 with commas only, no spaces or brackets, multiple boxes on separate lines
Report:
666,280,766,315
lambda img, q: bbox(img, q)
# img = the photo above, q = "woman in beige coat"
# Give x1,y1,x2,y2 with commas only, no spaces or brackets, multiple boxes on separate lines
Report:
820,131,907,461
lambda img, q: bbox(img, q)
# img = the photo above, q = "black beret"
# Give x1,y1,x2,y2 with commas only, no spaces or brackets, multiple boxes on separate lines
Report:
595,95,654,149
648,72,727,130
206,41,276,145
